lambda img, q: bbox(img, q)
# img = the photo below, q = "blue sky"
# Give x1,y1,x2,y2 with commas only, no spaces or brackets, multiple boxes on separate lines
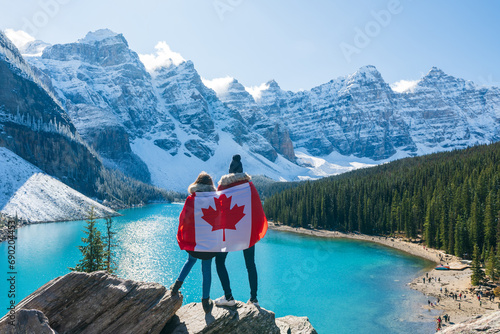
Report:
1,0,499,91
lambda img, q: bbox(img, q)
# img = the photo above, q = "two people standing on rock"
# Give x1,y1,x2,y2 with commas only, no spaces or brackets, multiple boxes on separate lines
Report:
171,154,264,313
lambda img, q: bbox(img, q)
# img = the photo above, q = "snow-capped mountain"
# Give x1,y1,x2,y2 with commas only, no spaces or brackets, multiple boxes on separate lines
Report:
17,29,500,192
0,147,116,222
257,65,500,159
0,30,104,197
25,29,305,191
0,30,172,211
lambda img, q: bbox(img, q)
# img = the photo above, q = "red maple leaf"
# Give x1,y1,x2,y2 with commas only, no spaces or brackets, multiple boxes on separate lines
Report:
201,194,246,241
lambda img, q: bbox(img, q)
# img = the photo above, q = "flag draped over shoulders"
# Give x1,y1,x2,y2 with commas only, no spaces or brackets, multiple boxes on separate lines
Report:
177,182,267,252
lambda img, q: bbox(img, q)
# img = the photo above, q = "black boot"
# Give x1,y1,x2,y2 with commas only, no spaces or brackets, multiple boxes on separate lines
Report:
170,280,183,294
202,298,213,314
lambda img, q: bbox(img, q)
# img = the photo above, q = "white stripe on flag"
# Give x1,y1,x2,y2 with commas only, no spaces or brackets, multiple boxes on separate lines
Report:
194,183,252,252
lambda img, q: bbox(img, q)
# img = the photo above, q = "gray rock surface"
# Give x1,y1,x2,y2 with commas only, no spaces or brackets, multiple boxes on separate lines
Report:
441,311,500,333
0,271,182,334
275,315,317,334
162,301,317,334
0,309,57,334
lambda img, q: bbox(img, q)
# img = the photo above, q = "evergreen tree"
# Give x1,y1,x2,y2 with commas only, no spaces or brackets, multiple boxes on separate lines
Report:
70,208,106,273
486,246,498,282
103,216,117,273
471,244,486,286
484,192,495,250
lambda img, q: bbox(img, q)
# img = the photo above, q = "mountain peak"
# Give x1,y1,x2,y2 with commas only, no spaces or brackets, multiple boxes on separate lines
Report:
265,79,280,89
359,65,379,72
426,66,446,77
420,67,456,84
346,65,385,85
78,29,127,46
355,65,383,78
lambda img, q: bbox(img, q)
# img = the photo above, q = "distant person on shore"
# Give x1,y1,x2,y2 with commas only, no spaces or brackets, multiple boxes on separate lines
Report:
214,155,265,307
171,172,217,313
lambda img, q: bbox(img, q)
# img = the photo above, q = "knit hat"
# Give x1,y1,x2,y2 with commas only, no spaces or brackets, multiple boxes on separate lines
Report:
229,154,243,173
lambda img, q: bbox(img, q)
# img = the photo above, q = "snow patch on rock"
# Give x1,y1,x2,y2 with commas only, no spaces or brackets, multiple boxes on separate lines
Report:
0,147,116,222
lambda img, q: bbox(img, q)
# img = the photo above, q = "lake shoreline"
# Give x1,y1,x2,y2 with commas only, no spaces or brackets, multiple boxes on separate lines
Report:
268,222,498,329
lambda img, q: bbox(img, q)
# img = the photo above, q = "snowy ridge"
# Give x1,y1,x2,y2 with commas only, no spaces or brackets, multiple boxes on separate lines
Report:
0,147,116,222
0,31,62,109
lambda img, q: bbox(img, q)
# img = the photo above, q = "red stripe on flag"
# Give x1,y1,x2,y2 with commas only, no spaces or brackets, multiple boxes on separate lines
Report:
249,182,267,247
178,194,196,251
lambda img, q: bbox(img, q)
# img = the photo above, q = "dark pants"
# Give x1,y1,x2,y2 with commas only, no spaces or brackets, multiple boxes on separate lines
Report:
177,254,212,299
216,245,257,300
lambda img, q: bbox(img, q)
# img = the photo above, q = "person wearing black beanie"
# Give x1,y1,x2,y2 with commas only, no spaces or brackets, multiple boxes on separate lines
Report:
229,154,243,174
213,155,260,307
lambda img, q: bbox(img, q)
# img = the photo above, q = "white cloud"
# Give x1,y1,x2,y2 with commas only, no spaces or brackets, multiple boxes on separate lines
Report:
4,29,35,50
245,82,269,101
202,76,234,97
391,79,419,93
139,41,185,72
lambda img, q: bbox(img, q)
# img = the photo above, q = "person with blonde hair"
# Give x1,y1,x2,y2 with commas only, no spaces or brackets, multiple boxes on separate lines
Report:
171,171,217,313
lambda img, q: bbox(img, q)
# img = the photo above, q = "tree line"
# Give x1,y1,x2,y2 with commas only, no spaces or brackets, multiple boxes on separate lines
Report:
263,143,500,260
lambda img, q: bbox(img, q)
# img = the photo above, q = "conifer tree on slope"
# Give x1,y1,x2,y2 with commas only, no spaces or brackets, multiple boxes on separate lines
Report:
471,244,486,286
70,207,106,273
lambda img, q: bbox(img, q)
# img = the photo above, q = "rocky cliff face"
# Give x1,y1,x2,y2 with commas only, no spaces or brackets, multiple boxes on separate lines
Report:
0,271,317,334
16,29,500,190
215,78,296,162
0,30,103,196
28,29,156,182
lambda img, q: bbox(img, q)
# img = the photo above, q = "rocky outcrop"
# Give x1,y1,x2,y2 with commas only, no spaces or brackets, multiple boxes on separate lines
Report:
441,311,500,333
0,271,316,334
162,301,316,334
0,271,183,334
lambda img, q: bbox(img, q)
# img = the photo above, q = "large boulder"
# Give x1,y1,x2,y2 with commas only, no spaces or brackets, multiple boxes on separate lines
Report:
0,271,182,334
275,315,317,334
0,309,57,334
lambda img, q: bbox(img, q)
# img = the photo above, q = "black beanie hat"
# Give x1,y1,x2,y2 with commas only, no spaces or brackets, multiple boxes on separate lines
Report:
229,154,243,173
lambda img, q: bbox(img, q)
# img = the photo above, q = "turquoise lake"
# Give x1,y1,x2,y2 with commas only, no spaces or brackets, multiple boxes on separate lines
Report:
0,203,439,333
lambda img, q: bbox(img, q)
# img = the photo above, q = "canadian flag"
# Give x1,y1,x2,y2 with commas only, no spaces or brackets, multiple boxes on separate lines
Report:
177,182,267,252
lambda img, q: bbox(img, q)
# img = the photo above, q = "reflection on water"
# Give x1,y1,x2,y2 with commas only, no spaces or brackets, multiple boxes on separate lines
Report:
0,203,437,333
